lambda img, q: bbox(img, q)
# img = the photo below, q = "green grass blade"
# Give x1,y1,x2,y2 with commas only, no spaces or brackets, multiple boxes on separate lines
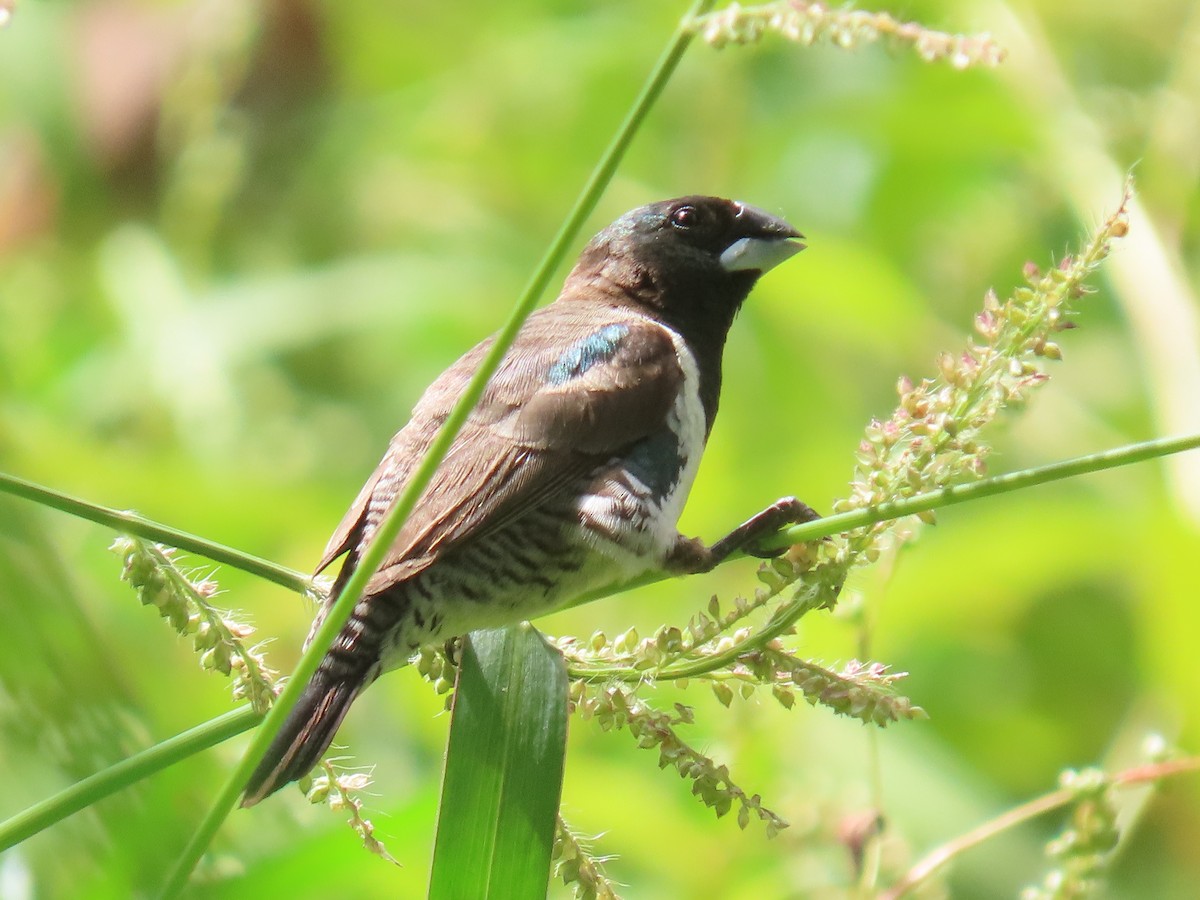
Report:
0,471,311,594
0,706,260,852
429,625,569,900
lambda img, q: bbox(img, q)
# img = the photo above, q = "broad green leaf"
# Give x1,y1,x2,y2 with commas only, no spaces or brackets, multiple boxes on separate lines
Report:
429,625,568,900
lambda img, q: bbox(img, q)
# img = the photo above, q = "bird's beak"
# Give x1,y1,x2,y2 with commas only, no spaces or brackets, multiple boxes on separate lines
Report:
719,235,805,273
719,202,805,274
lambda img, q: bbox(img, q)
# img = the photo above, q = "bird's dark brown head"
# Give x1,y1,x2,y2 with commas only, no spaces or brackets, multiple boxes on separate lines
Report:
568,195,804,336
560,196,804,429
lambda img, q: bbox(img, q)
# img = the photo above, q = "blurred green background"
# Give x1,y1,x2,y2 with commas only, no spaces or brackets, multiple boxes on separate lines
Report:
2,0,1199,896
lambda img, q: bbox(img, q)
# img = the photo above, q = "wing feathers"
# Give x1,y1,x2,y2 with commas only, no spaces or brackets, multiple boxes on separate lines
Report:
317,306,684,596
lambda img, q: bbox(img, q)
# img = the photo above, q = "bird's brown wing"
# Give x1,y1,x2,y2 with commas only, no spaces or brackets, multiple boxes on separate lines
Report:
314,307,684,596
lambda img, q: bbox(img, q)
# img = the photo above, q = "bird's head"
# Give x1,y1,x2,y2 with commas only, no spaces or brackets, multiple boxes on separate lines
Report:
569,196,804,334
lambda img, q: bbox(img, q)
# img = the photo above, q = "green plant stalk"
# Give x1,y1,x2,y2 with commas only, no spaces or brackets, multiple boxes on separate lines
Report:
659,432,1200,680
158,2,716,894
0,471,311,594
569,432,1200,614
564,432,1200,679
881,756,1200,899
0,706,260,853
768,430,1200,549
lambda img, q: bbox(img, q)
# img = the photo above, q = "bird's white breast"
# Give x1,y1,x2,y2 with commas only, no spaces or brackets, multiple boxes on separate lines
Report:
573,321,707,577
648,328,706,548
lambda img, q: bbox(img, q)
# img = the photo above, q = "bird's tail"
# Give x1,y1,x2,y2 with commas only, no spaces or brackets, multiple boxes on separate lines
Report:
241,675,361,807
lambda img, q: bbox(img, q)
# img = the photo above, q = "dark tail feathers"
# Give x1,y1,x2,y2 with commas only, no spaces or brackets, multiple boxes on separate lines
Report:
241,676,361,807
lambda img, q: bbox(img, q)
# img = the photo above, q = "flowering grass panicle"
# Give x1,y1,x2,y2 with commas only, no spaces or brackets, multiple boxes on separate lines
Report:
112,536,278,714
112,535,392,857
1020,767,1120,900
694,1,1006,69
552,818,621,900
305,760,399,866
571,679,787,836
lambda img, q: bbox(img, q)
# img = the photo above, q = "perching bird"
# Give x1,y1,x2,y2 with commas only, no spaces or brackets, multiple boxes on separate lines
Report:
242,196,815,805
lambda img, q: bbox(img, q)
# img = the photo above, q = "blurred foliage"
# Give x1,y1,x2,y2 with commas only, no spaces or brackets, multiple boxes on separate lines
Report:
1,0,1198,897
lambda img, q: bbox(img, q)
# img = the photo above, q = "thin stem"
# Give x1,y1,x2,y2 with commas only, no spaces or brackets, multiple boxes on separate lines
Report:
0,706,260,853
768,431,1200,550
0,471,311,595
563,432,1200,679
159,2,715,894
881,757,1200,899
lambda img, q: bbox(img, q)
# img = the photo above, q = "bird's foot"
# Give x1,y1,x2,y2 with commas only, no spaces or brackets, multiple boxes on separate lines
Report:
664,497,820,575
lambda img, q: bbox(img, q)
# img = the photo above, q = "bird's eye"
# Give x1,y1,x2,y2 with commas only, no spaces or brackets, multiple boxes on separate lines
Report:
670,206,698,230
